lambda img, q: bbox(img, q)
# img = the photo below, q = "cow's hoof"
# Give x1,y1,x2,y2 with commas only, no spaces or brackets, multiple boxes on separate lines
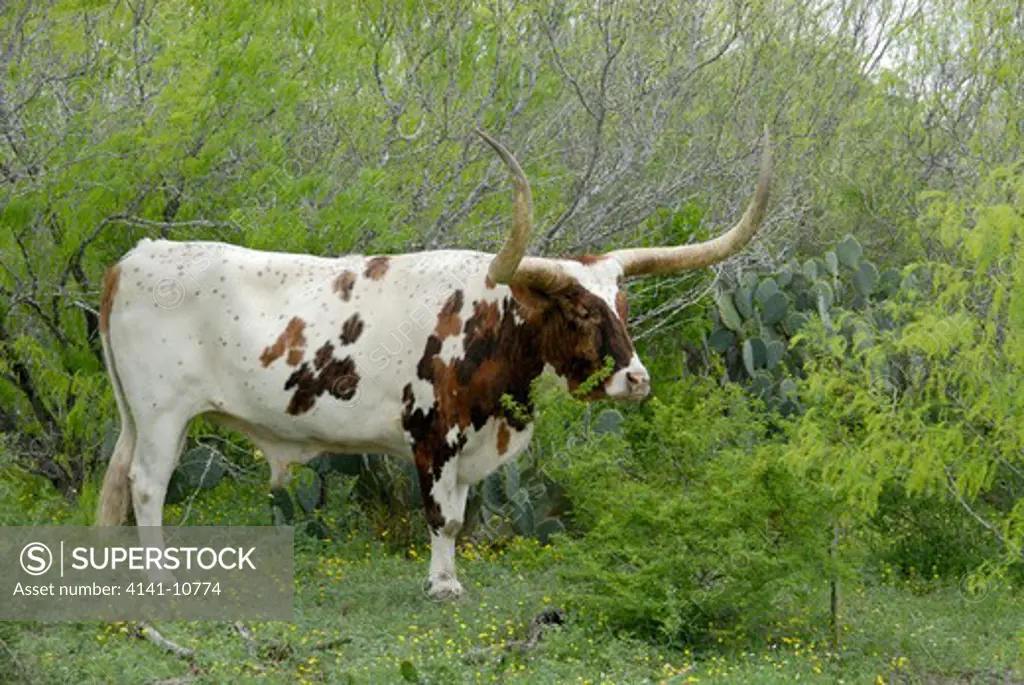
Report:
426,576,464,601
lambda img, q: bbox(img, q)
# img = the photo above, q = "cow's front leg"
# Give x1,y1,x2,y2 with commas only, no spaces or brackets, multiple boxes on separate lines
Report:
416,457,469,600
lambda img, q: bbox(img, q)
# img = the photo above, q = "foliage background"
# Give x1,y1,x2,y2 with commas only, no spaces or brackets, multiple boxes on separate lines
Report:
0,0,1021,682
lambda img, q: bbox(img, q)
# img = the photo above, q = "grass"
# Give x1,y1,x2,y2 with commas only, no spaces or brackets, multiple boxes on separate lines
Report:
1,529,1020,684
0,467,1020,683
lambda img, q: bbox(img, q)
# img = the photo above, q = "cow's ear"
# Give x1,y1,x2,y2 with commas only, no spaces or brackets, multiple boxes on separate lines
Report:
509,284,554,316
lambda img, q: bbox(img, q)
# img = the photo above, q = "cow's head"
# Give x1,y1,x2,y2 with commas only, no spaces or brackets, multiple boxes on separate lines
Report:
476,128,773,402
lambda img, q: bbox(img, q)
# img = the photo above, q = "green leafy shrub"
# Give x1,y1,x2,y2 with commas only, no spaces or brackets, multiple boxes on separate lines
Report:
544,378,836,644
782,164,1024,582
867,485,1003,584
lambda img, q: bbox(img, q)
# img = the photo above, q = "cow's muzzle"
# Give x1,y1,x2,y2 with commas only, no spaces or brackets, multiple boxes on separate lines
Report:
606,357,651,401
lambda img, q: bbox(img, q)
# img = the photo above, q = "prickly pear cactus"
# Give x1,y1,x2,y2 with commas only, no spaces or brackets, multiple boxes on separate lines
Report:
474,459,570,544
709,235,900,414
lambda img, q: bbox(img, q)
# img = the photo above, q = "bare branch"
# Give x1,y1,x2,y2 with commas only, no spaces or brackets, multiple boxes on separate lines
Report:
132,622,197,661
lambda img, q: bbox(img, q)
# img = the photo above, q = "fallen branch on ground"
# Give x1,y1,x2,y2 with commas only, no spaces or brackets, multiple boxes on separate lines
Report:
234,621,349,658
464,608,566,663
508,608,567,654
132,622,196,661
311,637,353,652
229,622,291,662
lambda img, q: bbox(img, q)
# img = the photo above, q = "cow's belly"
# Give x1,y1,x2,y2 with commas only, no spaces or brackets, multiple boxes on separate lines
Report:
205,409,413,460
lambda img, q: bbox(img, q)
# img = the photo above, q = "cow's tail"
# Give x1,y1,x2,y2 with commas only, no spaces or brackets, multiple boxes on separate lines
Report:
96,264,136,526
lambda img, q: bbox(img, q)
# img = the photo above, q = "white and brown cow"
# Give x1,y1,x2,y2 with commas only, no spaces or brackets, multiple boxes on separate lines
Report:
96,130,772,599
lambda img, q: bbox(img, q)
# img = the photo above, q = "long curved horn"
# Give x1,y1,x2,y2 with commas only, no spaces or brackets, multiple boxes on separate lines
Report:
609,128,773,277
475,128,534,284
476,128,576,292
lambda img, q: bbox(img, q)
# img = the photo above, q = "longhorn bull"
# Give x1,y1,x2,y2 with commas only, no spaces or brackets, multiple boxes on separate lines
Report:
96,129,772,599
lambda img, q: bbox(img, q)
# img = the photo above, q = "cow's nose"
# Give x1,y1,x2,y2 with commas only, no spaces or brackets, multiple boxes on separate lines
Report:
625,369,650,398
606,356,651,400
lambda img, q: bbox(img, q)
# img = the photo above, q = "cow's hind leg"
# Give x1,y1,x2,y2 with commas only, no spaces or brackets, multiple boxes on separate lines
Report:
416,457,469,600
130,411,190,583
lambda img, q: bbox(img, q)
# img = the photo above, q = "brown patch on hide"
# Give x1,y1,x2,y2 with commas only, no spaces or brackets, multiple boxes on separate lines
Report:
260,316,307,367
333,271,357,301
314,341,335,369
364,256,390,280
99,265,121,334
496,422,510,456
568,254,608,265
340,313,364,345
615,290,629,323
284,342,359,415
435,291,464,341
